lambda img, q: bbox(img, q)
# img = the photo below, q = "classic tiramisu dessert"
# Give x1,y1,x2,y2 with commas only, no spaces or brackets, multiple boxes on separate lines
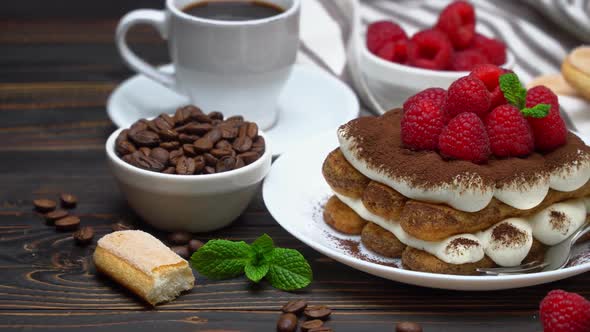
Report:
323,65,590,275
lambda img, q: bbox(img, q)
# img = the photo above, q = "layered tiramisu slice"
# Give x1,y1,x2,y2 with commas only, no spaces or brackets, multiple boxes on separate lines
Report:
322,65,590,275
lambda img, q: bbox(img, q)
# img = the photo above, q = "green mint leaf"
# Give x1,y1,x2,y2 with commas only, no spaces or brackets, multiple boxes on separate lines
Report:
521,103,550,118
265,248,313,291
244,262,270,283
190,240,253,279
251,233,274,256
499,73,527,109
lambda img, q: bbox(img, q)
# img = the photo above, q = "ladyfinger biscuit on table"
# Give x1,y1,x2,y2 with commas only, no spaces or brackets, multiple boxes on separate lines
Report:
93,230,195,306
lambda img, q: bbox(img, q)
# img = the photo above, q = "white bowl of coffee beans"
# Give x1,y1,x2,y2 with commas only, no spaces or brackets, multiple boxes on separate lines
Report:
105,105,271,232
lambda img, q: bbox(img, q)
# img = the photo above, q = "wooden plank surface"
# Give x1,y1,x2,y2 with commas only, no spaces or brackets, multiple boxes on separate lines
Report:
0,1,588,331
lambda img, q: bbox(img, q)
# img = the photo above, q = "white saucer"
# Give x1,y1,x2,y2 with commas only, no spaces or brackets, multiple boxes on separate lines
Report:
262,131,590,291
107,64,359,155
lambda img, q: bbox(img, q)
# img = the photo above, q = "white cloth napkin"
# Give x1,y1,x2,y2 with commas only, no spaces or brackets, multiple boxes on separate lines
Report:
297,0,590,135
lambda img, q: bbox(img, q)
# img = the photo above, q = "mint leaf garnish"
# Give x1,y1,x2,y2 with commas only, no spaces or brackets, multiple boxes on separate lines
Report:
521,103,550,118
190,235,312,291
499,73,527,109
251,233,274,256
245,262,269,283
265,248,313,291
190,240,253,279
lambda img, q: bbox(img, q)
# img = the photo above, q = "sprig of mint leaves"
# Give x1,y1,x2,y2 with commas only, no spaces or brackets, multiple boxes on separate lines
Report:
499,73,550,118
190,234,313,291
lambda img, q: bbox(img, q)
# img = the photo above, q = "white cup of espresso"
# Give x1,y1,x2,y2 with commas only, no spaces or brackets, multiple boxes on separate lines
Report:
116,0,300,130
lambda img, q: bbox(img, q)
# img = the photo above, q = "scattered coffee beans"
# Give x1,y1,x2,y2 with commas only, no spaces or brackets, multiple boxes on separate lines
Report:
301,319,324,332
60,193,77,208
115,106,265,175
168,231,193,245
188,239,204,252
304,306,332,320
33,199,57,213
282,299,308,314
276,313,298,332
170,245,190,259
55,216,81,231
44,210,68,225
395,322,422,332
74,226,94,245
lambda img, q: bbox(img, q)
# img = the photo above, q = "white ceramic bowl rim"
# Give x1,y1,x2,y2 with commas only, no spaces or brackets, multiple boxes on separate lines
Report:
362,42,516,78
105,126,271,183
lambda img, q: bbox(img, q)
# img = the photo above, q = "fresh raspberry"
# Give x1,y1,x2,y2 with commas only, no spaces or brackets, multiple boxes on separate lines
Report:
366,21,407,54
401,99,446,150
469,64,508,109
444,76,491,118
540,290,590,332
407,30,454,70
435,1,476,49
438,112,490,163
525,85,567,151
470,33,507,65
451,49,489,71
376,39,409,63
403,87,447,111
485,105,533,157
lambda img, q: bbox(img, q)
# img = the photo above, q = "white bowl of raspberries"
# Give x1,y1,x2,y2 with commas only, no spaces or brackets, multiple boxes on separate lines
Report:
360,1,515,103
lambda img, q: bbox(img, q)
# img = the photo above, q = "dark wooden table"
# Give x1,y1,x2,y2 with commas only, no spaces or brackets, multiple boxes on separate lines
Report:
1,1,588,331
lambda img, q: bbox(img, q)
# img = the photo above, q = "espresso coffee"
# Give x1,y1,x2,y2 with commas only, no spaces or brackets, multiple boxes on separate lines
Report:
183,0,284,21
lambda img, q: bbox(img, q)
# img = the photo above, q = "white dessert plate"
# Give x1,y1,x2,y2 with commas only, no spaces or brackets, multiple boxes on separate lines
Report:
263,130,590,291
107,64,359,155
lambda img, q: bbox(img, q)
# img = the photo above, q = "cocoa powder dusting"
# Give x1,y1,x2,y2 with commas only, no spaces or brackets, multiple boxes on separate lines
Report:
491,223,526,247
330,235,398,268
549,210,570,234
339,109,590,189
445,237,479,255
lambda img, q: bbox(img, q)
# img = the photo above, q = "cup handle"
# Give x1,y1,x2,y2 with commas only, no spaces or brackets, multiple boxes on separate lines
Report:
115,9,176,89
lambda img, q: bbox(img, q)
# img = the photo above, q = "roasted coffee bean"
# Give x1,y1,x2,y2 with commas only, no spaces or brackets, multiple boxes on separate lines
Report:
139,147,151,156
190,109,212,123
45,210,68,225
148,117,172,132
174,105,196,125
395,322,422,332
220,126,238,139
204,128,222,143
208,111,224,120
128,152,166,172
253,135,265,147
116,139,137,156
129,130,160,147
215,139,233,150
304,306,331,320
158,128,178,141
129,119,148,134
203,153,218,166
55,216,80,231
150,147,169,165
308,327,333,332
60,193,78,208
238,151,260,165
276,313,298,332
216,156,236,173
160,141,180,150
282,299,308,314
188,239,204,252
194,155,206,173
122,154,134,164
194,137,213,152
116,129,129,144
163,167,176,174
33,199,57,212
183,144,197,157
159,113,175,128
170,245,190,259
167,231,193,245
210,148,233,158
235,156,245,169
111,222,134,232
238,123,248,137
301,320,324,332
246,122,258,139
176,156,196,175
73,226,94,245
169,149,184,165
233,136,252,152
177,122,212,135
178,133,200,144
225,115,244,122
203,166,216,174
251,146,265,154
